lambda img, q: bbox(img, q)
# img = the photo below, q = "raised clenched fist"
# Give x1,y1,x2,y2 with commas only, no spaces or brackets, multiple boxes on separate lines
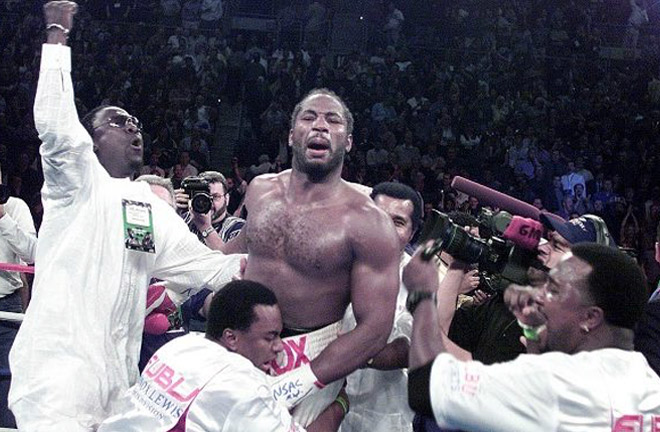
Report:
43,1,78,31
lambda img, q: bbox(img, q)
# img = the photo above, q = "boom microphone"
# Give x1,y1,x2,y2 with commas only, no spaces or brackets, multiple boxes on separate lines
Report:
451,176,544,221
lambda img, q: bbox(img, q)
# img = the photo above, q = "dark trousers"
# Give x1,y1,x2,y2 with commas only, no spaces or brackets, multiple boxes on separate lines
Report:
0,291,21,428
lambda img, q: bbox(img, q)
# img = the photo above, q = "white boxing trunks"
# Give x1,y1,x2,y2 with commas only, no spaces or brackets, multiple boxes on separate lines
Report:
270,321,343,427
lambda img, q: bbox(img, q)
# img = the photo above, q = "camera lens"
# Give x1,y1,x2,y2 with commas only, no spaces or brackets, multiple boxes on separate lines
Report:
442,225,487,264
191,193,212,214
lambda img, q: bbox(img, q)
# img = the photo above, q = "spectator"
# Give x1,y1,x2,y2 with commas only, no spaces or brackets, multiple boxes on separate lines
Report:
394,130,421,170
532,197,546,211
199,0,223,30
560,160,586,198
181,0,201,29
226,158,248,216
620,205,641,251
383,2,405,46
170,150,198,178
187,137,210,171
623,0,648,50
160,0,181,25
459,124,481,152
249,154,273,177
573,183,594,216
105,0,132,21
304,1,327,50
592,179,617,208
185,170,245,245
140,152,167,177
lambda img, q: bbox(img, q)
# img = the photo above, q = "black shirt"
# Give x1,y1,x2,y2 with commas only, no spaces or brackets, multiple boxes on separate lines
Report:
448,292,525,365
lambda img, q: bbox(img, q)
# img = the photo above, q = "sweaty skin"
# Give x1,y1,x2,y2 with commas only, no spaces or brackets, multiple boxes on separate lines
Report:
221,93,400,385
243,171,395,328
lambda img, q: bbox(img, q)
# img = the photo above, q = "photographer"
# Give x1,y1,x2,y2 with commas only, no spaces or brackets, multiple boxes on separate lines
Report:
177,171,245,251
153,171,246,345
434,212,486,311
435,213,617,362
430,211,529,364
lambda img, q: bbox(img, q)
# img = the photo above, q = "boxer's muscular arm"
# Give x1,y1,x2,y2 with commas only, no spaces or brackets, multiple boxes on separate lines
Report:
311,208,400,383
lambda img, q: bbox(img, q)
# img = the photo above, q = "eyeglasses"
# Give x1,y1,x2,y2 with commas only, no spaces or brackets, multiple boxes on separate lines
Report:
95,114,143,133
210,193,228,200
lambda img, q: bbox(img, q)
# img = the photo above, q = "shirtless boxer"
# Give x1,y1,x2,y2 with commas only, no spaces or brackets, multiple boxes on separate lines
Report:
222,88,400,425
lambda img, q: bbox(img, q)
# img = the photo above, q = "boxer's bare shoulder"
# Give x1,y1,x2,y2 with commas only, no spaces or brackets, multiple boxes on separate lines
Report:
338,180,400,272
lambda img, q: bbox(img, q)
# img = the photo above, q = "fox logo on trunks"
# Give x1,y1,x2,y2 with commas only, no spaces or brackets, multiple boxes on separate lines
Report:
271,336,310,374
267,322,343,426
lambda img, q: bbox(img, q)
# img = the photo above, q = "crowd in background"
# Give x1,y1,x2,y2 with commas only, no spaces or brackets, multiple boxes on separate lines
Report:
1,0,659,290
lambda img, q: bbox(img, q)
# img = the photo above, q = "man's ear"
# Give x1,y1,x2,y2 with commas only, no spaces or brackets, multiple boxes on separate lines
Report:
582,305,605,332
346,134,353,153
222,328,238,352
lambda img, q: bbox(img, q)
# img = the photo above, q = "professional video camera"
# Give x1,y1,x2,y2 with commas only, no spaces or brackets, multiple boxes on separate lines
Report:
418,208,545,293
181,176,213,214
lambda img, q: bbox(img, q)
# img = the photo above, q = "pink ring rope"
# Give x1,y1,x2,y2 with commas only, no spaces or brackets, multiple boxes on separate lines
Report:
0,263,31,323
0,263,34,274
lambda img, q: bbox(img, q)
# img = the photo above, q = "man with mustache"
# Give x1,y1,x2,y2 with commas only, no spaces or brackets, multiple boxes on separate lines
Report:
221,88,401,426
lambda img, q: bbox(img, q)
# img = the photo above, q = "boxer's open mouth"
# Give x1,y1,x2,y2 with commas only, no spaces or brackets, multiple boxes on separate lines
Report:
307,138,330,156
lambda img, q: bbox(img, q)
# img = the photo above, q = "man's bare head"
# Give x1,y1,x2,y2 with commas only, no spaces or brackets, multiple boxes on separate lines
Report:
536,244,646,353
135,175,175,208
289,89,353,179
371,182,423,252
82,105,144,178
291,88,354,135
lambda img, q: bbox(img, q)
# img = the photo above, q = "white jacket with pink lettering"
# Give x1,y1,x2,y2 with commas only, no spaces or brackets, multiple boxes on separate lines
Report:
99,333,304,432
428,348,660,431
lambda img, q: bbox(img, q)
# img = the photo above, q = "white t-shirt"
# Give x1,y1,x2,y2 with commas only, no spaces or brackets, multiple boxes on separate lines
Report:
100,334,304,432
429,349,660,431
